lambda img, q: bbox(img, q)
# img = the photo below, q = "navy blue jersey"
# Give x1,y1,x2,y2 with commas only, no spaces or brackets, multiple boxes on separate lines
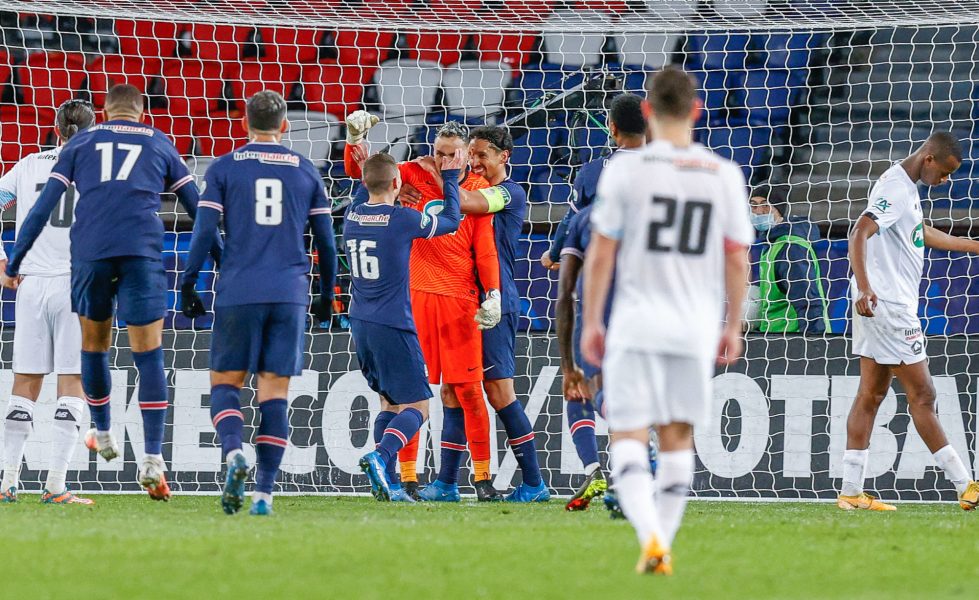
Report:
479,179,527,315
198,142,331,307
49,120,193,261
561,205,613,326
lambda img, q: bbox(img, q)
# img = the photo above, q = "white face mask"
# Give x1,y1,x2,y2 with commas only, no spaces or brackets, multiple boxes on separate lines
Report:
751,212,777,232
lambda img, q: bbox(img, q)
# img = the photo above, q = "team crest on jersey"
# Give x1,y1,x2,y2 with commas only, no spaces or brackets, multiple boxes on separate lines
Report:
233,151,300,166
872,198,891,213
911,223,924,248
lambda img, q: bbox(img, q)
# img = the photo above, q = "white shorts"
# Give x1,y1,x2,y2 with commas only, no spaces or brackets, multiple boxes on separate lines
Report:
851,299,926,366
603,347,713,432
13,275,81,375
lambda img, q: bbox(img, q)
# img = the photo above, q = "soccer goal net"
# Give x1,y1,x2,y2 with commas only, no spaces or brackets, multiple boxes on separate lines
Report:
1,0,978,500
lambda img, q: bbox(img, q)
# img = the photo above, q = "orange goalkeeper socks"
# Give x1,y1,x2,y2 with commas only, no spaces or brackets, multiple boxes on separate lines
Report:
398,433,419,483
454,382,491,481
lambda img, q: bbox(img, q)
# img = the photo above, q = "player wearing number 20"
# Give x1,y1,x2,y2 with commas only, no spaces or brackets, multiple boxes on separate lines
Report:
180,91,337,516
3,84,220,502
346,151,464,502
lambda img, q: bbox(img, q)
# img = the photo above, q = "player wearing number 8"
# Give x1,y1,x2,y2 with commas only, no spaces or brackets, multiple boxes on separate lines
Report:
4,84,222,501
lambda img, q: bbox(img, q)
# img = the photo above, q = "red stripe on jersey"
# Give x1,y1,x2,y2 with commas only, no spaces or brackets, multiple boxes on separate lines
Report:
724,237,748,254
198,200,224,213
50,172,71,187
169,174,194,192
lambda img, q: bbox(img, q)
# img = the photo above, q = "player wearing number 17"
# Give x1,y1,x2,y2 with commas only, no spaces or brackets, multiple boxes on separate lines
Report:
2,84,222,501
180,91,337,516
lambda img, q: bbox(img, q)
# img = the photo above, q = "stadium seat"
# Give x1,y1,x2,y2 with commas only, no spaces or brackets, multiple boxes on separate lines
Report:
406,29,467,67
691,69,746,123
232,62,302,105
614,33,679,69
114,19,183,59
365,120,414,162
475,32,537,72
301,62,364,119
511,66,585,107
442,61,513,121
743,68,796,126
541,11,610,67
490,0,555,22
755,32,815,71
638,0,698,18
185,155,214,188
373,60,442,124
333,30,397,81
161,58,226,117
0,50,11,88
714,0,769,18
146,111,194,155
257,27,323,64
509,126,566,185
193,114,248,157
685,32,751,71
86,55,160,108
18,51,86,110
705,125,773,182
188,22,250,61
0,106,54,173
283,109,339,168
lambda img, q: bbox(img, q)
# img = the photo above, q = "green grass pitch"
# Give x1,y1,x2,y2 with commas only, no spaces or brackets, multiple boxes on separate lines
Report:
1,495,975,599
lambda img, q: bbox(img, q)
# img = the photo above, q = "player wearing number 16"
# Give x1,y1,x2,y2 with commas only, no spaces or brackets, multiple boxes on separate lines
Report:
3,84,222,501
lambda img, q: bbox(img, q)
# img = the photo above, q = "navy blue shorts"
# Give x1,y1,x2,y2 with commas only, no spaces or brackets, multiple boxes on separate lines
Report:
211,303,305,376
71,256,166,326
351,318,433,405
482,312,517,381
573,315,601,380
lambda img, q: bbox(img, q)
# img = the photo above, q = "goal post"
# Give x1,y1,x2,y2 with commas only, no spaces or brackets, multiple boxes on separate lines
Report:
1,1,978,500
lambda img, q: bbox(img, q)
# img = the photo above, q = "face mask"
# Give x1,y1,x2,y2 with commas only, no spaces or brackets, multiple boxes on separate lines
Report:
751,212,776,232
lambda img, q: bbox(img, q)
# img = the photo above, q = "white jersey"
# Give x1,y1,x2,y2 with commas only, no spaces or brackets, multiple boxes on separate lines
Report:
857,162,924,310
591,140,754,358
0,147,74,276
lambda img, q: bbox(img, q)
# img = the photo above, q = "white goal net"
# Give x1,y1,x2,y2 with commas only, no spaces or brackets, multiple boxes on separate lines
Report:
1,0,979,500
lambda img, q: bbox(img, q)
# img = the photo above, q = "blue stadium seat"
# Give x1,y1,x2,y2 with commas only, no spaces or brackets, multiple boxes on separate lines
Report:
510,64,586,108
529,169,574,205
705,125,773,183
743,68,796,126
510,126,567,186
691,69,747,126
685,33,751,71
754,32,815,71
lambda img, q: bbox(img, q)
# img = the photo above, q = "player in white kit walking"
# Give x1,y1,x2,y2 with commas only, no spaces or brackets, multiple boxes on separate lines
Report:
581,67,752,575
840,132,979,511
0,100,95,505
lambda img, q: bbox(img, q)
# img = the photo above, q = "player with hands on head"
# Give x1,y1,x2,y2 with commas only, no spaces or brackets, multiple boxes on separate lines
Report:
0,100,96,505
348,149,465,502
582,67,752,574
840,132,979,512
179,91,337,516
3,84,222,502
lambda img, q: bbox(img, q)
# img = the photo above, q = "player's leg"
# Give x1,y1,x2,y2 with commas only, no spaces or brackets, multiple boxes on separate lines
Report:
398,291,439,489
892,361,978,509
417,384,466,502
1,374,42,502
838,357,896,511
364,397,430,502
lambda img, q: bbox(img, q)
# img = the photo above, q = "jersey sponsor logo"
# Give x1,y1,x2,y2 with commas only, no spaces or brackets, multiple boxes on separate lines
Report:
232,151,301,166
872,197,891,213
671,157,719,172
911,223,924,248
92,124,154,136
348,212,390,226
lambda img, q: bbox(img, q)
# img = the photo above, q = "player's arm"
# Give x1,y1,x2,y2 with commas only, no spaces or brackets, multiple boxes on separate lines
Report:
720,240,750,364
923,224,979,253
179,165,226,318
472,213,502,330
309,193,338,323
580,232,616,366
0,160,21,268
849,215,880,317
342,111,379,179
557,242,587,401
168,150,223,267
544,208,577,269
3,176,67,283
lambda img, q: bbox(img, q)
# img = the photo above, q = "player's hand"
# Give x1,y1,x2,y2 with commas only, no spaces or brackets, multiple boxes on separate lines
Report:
345,110,379,145
350,142,369,172
441,148,466,172
475,289,502,330
562,365,590,401
180,283,205,319
398,182,423,205
716,323,744,366
581,322,606,367
413,155,441,181
855,287,878,317
310,295,333,324
540,252,559,271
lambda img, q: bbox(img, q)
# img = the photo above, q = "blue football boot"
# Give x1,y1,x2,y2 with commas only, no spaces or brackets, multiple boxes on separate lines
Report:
604,488,625,519
504,482,551,503
221,452,249,515
359,451,392,501
249,499,273,516
417,479,461,502
389,486,417,503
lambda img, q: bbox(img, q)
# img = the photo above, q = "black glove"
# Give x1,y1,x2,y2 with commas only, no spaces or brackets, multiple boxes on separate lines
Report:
310,295,333,323
181,283,205,319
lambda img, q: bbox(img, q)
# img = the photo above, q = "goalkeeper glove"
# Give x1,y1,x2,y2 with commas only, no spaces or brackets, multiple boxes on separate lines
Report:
310,295,334,324
345,110,379,145
180,283,205,319
475,289,502,331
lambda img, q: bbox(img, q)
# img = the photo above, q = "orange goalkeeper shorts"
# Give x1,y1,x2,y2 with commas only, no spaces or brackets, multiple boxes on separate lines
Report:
411,290,483,385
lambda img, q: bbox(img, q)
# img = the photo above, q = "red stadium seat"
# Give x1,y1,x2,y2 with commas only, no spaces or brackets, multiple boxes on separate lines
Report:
192,114,248,157
188,23,250,61
87,55,161,108
115,19,183,59
233,62,302,103
492,0,555,21
406,30,466,66
334,30,396,77
0,50,11,88
301,63,364,119
0,106,55,173
258,27,323,64
146,111,194,156
161,58,226,117
476,32,538,71
18,51,87,110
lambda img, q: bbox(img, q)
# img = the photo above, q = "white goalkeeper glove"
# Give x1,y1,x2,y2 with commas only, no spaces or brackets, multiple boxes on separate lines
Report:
345,110,379,145
475,289,502,331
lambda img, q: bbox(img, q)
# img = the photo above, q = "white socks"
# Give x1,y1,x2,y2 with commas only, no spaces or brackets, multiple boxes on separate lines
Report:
46,396,85,494
2,396,34,491
933,445,971,495
656,450,694,547
253,491,273,505
840,448,869,497
611,438,663,547
584,462,600,476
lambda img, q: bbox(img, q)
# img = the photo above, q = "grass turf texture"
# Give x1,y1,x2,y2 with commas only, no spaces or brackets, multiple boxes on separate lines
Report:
1,496,975,599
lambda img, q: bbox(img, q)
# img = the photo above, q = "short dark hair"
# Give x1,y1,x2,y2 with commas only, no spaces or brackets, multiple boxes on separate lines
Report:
363,153,398,195
470,125,513,153
246,90,287,133
751,184,789,219
436,121,469,142
104,84,143,117
646,66,697,120
56,99,96,141
925,132,963,162
609,93,646,136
